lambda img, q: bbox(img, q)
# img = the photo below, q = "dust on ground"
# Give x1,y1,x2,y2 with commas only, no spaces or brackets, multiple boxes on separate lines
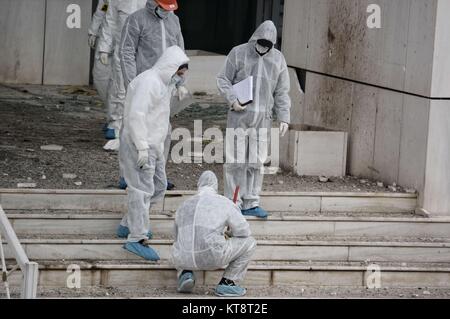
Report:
0,84,412,193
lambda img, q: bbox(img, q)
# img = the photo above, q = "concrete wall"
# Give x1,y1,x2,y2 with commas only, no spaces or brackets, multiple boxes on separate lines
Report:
282,0,438,97
431,0,450,98
43,0,92,85
282,0,450,215
0,0,92,85
0,0,46,84
423,101,450,215
185,55,226,95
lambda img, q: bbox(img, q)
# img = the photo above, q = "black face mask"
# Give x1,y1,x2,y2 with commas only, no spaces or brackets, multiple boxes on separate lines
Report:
255,39,274,56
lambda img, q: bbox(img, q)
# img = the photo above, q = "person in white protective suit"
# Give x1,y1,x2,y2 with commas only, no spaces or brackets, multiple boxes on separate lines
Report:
88,0,112,105
217,20,291,219
98,0,147,149
118,0,185,191
172,171,257,297
119,46,189,261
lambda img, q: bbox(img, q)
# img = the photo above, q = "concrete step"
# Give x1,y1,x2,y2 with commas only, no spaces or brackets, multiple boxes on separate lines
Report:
6,211,450,239
0,189,418,214
4,236,450,263
6,260,450,290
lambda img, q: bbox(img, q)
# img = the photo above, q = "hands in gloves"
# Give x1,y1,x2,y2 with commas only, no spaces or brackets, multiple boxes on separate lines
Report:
100,52,109,65
280,122,289,137
231,101,247,112
137,149,149,169
88,34,97,49
177,86,190,101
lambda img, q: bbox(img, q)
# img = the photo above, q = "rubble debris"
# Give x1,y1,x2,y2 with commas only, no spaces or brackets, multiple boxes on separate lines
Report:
63,174,77,179
388,185,397,192
41,144,64,151
61,86,97,96
17,183,37,188
319,176,329,183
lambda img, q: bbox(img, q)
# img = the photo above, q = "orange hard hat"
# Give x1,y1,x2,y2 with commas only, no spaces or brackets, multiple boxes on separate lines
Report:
155,0,178,11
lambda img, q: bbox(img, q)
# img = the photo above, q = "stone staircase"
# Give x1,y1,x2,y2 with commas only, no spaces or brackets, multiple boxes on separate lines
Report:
2,189,450,297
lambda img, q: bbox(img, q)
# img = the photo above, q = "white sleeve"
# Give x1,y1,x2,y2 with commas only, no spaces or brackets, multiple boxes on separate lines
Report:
88,0,106,36
127,80,152,151
227,203,251,238
98,0,117,53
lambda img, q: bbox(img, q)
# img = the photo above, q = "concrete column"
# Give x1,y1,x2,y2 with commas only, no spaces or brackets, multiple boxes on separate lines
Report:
281,0,450,216
0,0,46,84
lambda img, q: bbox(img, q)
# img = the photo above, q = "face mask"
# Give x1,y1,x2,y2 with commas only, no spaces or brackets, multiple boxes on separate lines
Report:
155,6,169,19
170,74,184,86
255,39,274,56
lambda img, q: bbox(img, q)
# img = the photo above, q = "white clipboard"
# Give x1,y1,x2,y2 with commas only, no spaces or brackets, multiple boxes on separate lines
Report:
232,76,253,106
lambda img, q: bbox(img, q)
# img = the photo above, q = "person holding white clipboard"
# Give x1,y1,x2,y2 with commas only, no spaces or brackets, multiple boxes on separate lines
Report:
217,20,291,219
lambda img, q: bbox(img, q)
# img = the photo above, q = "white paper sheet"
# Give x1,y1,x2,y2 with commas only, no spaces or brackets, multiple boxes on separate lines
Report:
232,76,253,106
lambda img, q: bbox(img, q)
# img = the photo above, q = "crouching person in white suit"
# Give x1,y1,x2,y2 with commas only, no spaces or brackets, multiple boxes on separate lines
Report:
172,171,257,297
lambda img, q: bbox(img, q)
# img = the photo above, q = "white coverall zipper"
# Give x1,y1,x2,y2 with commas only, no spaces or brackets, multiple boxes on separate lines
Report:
252,56,263,126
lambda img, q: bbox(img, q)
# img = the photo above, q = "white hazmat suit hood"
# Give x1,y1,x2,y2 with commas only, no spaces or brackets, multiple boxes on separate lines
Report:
249,20,277,46
197,170,219,194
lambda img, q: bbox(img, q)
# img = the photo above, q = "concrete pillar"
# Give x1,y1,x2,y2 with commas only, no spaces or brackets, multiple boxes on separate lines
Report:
281,0,450,216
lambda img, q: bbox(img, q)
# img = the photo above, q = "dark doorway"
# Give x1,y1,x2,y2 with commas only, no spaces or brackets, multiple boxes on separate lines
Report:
177,0,285,54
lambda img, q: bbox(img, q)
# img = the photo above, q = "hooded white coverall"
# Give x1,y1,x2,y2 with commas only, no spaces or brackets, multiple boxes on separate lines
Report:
172,171,257,282
98,0,147,135
88,0,112,102
119,46,189,243
217,21,291,210
120,0,185,163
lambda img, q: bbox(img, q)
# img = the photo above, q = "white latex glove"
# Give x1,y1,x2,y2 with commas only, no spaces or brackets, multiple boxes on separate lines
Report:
100,52,109,65
177,86,190,101
137,149,149,169
88,34,97,49
231,101,247,112
280,122,289,137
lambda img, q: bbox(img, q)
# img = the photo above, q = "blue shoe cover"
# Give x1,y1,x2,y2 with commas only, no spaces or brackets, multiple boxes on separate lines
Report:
116,225,153,239
119,177,127,190
241,207,268,219
215,284,247,297
177,271,195,293
104,128,116,140
167,180,175,190
123,241,160,261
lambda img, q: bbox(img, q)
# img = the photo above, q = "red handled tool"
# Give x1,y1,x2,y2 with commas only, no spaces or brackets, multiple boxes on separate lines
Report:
232,186,240,204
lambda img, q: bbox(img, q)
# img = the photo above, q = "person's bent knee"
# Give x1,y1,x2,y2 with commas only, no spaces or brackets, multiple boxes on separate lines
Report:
247,237,257,253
